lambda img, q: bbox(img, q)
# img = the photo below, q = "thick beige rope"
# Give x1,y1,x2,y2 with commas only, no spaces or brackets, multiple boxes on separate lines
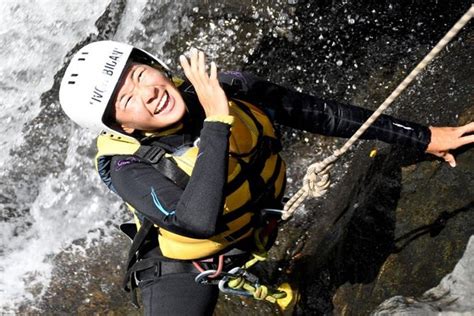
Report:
282,5,474,220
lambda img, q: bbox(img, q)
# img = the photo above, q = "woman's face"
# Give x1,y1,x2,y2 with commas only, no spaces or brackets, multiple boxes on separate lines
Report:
113,63,186,133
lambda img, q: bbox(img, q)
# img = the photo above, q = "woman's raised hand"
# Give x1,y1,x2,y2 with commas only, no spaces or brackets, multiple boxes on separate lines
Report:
179,48,229,117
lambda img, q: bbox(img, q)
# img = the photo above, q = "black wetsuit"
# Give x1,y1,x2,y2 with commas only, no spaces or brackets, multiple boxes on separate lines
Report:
109,72,430,315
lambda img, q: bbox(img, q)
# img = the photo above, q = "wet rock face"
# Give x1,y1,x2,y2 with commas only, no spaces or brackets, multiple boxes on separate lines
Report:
243,1,473,315
374,236,474,314
35,0,472,314
329,145,473,315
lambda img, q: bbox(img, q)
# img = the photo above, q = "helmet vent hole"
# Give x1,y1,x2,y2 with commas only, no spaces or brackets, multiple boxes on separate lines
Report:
71,73,78,77
68,81,75,84
78,58,86,61
82,51,89,55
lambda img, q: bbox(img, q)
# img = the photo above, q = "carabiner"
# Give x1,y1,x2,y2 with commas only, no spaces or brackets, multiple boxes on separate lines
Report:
218,267,255,297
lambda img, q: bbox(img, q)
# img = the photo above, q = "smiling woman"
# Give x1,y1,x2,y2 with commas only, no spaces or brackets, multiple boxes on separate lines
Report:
58,39,474,315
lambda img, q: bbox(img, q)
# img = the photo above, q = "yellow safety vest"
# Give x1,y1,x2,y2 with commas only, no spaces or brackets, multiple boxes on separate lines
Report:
95,99,286,260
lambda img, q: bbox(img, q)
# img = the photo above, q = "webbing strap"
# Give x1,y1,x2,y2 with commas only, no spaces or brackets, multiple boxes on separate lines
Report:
122,218,184,308
135,145,190,190
121,218,152,308
123,219,153,292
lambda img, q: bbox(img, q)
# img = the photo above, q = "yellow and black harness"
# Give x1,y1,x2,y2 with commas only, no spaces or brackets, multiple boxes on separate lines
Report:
96,99,285,259
95,98,295,307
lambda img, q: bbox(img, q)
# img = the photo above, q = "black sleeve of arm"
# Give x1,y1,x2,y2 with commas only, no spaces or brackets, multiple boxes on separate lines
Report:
110,121,231,238
218,71,431,151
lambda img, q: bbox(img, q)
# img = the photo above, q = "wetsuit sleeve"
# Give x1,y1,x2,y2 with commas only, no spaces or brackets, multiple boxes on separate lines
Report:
109,121,231,239
218,71,431,151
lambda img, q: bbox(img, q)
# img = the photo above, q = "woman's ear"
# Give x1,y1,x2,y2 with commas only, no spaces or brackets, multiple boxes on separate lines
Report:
121,124,135,134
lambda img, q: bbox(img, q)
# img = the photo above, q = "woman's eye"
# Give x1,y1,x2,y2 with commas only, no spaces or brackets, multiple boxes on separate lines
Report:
125,96,132,107
138,70,144,82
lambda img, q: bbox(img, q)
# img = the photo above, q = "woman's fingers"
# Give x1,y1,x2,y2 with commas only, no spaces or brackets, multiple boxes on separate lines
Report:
431,150,456,168
210,61,217,81
190,48,199,74
443,152,456,168
191,48,205,86
453,122,474,147
459,121,474,135
198,50,207,77
436,151,456,168
180,48,212,87
179,55,191,77
458,134,474,147
180,53,200,86
178,48,228,117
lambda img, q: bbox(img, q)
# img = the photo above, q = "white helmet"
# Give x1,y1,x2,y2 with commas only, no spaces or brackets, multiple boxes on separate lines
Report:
59,40,171,136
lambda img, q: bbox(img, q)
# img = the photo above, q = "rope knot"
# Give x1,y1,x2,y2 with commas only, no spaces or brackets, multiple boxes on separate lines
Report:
281,160,333,220
303,161,332,198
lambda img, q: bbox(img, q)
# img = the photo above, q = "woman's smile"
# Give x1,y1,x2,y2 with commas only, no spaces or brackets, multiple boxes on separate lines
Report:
155,91,173,115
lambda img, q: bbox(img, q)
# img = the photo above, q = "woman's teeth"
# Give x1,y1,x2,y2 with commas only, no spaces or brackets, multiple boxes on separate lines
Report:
155,91,169,114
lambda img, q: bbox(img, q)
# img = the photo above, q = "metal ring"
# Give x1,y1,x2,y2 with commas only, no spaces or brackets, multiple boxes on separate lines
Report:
194,270,218,284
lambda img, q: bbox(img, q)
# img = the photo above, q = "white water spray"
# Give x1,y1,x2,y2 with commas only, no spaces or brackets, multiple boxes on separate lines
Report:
0,0,112,311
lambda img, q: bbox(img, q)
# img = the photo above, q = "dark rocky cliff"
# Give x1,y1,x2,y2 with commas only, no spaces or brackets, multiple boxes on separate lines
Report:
30,1,473,314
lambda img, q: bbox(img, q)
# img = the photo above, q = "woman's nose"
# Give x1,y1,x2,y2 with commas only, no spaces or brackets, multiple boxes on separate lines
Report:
139,85,157,104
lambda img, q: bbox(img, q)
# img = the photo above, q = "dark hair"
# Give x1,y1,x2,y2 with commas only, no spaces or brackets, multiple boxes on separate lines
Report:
101,58,133,132
129,48,171,78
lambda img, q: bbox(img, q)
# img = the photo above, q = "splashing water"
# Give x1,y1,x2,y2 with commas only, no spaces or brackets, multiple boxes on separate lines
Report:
0,0,115,311
0,0,201,311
